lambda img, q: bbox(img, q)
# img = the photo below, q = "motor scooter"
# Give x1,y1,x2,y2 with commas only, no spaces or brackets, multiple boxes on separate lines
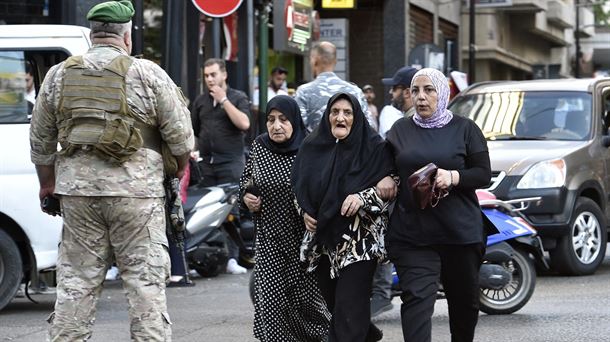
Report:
391,190,549,315
182,183,255,277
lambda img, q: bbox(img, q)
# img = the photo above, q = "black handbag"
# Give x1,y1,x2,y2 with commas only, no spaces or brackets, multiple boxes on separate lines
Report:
407,163,448,209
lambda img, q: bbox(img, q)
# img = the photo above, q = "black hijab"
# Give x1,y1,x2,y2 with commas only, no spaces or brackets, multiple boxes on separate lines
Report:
291,92,394,249
255,95,307,155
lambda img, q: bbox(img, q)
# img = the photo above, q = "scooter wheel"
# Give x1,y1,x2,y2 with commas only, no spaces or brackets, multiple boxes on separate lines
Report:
479,248,536,315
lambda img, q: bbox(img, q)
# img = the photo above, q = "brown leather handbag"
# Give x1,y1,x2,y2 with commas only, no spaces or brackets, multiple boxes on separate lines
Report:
407,162,448,209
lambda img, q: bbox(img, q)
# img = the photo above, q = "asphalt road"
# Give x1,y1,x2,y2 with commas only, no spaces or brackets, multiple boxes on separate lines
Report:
2,248,609,342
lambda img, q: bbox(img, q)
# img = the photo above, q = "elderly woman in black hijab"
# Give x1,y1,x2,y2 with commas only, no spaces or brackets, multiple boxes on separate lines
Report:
292,92,396,342
240,95,330,342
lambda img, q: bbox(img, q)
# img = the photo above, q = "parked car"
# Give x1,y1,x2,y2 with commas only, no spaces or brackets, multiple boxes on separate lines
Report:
0,25,91,311
449,77,610,275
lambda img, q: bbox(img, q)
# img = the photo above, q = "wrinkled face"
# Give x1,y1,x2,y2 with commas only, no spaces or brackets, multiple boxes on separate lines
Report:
204,63,227,90
270,72,287,91
329,98,354,140
411,76,438,119
266,109,293,143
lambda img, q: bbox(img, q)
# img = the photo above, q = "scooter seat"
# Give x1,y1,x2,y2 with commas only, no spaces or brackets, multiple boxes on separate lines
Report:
184,184,213,214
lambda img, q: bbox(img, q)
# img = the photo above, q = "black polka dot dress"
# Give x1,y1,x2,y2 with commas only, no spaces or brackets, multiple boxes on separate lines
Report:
239,141,330,342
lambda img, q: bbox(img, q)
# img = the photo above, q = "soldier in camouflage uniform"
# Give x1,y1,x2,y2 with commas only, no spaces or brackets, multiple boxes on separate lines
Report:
29,1,194,341
295,41,377,133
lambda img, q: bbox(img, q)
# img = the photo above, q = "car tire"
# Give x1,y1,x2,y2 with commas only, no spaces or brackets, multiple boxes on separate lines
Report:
550,197,608,276
0,229,23,311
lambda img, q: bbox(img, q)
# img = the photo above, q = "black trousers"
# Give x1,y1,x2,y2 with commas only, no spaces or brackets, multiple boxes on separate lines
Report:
316,257,378,342
199,159,244,187
388,243,484,342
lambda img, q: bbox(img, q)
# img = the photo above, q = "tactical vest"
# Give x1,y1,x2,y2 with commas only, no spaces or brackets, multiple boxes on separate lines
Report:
57,55,161,164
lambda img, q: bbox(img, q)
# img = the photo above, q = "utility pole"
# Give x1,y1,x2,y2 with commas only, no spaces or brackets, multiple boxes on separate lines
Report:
162,0,184,85
256,1,269,135
575,0,581,78
133,0,143,56
469,0,476,84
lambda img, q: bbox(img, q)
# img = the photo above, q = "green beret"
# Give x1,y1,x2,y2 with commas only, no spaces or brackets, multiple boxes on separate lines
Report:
87,1,135,24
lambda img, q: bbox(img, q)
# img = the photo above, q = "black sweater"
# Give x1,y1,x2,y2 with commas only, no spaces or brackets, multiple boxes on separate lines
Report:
385,115,491,246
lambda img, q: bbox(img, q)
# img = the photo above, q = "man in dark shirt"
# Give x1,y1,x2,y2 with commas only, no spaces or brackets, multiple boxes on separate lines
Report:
190,58,250,274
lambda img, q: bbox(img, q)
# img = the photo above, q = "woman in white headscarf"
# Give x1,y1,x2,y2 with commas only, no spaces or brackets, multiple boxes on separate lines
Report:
385,68,491,342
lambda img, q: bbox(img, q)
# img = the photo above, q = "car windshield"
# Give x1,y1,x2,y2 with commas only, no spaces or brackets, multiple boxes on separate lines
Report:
449,91,592,141
0,51,30,124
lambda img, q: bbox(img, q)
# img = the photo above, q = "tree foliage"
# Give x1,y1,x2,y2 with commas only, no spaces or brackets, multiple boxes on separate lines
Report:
144,0,163,63
593,1,610,26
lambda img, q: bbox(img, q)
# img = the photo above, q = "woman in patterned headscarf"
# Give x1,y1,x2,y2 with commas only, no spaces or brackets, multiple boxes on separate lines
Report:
385,68,491,342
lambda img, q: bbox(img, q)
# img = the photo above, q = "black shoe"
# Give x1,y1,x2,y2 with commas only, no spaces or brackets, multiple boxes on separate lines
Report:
167,276,196,288
366,323,383,342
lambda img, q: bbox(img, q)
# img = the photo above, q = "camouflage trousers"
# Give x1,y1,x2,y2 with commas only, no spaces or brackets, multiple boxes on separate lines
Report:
48,196,171,342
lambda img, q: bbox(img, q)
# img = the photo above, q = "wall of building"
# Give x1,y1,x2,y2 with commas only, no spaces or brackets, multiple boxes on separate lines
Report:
460,5,577,81
317,2,385,108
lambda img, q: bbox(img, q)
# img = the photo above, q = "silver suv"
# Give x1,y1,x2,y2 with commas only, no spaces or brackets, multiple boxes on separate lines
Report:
449,77,610,275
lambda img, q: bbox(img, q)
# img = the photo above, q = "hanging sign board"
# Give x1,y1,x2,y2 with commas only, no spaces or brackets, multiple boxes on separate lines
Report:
322,0,355,9
319,18,349,80
273,0,315,54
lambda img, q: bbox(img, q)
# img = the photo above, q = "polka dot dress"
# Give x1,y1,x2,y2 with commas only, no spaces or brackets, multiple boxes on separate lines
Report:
240,141,330,342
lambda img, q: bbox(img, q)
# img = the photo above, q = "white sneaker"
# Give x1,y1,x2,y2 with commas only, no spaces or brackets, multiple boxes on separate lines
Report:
105,266,120,281
226,258,247,275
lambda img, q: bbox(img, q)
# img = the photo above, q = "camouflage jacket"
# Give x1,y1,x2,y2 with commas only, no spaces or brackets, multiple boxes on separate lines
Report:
30,44,194,198
295,72,377,132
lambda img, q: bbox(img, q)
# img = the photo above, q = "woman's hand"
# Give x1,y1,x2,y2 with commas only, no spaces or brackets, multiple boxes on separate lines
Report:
341,194,364,217
304,213,318,232
243,193,261,213
436,168,458,190
375,176,397,201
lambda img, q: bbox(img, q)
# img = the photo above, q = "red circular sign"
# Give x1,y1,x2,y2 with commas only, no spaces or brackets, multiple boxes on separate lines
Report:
191,0,243,18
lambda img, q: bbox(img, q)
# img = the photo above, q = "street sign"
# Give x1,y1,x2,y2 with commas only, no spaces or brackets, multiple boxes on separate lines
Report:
191,0,243,18
322,0,355,9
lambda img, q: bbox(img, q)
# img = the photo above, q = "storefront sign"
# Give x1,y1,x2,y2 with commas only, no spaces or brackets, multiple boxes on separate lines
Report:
274,0,315,55
322,0,355,9
319,18,349,80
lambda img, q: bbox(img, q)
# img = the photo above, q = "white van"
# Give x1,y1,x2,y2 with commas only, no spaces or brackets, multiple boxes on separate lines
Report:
0,25,91,311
